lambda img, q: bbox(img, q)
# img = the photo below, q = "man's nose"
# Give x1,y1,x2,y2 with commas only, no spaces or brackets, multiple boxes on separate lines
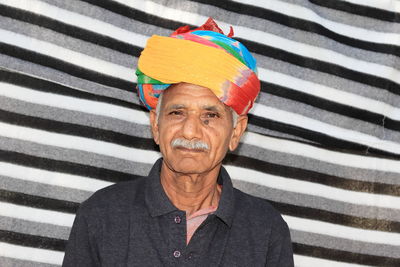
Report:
182,114,202,140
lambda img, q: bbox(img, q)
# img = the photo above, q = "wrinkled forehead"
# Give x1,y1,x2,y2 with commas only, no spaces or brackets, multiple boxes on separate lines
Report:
161,83,230,112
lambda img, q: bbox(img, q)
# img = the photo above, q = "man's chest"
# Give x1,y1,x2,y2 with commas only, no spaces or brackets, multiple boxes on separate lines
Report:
96,210,269,267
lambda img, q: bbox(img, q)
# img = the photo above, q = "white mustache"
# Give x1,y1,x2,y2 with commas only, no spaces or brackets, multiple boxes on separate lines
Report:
171,138,209,150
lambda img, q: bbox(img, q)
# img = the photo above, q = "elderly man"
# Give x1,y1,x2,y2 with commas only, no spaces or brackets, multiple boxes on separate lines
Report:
63,18,294,266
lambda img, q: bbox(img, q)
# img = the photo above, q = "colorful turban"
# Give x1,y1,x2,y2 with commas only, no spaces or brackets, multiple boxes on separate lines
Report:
136,18,260,115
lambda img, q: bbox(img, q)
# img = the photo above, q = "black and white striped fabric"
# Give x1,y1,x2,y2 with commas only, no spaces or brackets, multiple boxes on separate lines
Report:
1,0,399,266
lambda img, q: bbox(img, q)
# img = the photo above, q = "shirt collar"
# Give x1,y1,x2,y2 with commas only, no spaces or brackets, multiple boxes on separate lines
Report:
145,158,177,217
145,158,235,227
214,166,235,228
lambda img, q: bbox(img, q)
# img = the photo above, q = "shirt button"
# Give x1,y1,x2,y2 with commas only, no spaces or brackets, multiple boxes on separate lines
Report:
174,215,181,224
173,250,181,258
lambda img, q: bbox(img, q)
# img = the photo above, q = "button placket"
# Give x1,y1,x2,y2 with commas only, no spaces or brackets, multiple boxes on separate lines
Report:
169,212,185,263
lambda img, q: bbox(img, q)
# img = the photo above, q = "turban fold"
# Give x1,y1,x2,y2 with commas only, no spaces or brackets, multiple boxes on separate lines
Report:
136,18,260,115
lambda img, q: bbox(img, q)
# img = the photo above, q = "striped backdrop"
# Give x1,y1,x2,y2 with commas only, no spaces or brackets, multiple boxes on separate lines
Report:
1,0,399,266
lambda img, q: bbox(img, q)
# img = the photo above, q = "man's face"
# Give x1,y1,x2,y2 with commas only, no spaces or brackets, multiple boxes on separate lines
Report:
150,83,247,175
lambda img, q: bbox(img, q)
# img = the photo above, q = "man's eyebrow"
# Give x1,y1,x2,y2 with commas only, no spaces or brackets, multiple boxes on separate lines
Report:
167,104,186,110
202,105,221,112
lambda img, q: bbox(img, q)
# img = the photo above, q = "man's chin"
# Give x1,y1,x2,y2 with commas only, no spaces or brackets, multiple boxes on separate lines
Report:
165,157,208,175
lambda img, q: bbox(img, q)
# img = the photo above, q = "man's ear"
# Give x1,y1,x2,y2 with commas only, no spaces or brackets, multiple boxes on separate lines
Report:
149,110,160,145
229,115,248,151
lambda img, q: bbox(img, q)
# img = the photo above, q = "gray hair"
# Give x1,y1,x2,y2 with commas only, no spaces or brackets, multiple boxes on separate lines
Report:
155,92,238,127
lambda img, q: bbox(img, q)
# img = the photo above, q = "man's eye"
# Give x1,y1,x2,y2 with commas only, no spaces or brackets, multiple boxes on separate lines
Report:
205,112,219,118
168,110,183,116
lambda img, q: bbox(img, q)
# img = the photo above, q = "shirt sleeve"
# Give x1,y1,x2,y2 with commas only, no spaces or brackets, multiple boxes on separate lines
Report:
62,205,101,266
266,217,294,267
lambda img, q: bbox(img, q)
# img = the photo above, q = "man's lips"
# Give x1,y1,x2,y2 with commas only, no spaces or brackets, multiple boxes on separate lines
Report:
174,146,207,153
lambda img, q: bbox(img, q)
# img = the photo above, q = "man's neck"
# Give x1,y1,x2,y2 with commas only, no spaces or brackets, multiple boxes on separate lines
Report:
160,161,222,216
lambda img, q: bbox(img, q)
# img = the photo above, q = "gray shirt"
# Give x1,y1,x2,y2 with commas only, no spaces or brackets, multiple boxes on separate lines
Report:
62,158,294,266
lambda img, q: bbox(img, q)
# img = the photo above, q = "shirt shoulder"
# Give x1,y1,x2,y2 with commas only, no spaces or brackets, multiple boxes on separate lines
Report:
233,187,287,228
79,175,147,214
